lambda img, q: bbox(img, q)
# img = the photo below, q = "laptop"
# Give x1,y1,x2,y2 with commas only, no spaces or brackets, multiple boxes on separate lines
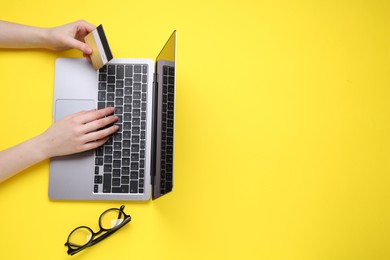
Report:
49,31,176,201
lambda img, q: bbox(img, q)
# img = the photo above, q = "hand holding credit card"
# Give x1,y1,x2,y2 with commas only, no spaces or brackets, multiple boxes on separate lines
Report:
84,24,113,70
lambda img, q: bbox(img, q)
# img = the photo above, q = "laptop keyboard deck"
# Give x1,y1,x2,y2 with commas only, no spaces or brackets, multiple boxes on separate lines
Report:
94,63,148,194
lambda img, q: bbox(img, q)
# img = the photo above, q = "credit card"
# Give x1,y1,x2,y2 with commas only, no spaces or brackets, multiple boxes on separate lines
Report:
84,24,113,70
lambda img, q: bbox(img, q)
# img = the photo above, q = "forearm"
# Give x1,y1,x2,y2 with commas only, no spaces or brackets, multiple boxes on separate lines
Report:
0,134,50,183
0,20,49,49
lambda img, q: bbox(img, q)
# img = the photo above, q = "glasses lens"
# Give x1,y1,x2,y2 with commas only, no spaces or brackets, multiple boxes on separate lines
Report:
68,227,93,249
100,209,125,230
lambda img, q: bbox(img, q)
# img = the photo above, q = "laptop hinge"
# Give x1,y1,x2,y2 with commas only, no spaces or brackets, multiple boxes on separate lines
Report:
153,72,158,85
150,73,158,187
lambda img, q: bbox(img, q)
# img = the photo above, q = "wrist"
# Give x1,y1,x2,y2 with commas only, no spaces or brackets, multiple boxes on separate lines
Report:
35,27,51,49
34,131,55,160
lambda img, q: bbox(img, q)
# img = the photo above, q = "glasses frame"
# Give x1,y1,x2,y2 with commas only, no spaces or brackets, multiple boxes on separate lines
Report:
65,205,131,256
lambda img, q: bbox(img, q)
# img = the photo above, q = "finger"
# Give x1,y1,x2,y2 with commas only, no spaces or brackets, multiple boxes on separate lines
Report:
82,114,118,133
79,136,110,152
83,124,119,143
67,38,92,55
83,53,92,62
77,107,115,124
62,109,91,120
75,20,96,33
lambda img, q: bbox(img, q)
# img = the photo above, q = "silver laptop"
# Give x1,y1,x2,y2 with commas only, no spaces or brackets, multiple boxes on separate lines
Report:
49,31,176,201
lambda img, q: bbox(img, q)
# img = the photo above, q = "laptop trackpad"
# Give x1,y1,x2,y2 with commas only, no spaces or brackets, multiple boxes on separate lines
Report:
49,99,96,200
55,99,95,122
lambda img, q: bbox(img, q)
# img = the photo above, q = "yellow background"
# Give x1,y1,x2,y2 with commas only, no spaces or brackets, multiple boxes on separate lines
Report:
1,0,390,259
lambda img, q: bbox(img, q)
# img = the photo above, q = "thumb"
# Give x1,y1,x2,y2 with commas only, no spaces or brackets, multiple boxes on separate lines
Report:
67,38,92,55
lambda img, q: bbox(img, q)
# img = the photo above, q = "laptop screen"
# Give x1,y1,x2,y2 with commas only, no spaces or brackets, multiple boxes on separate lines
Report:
152,31,176,199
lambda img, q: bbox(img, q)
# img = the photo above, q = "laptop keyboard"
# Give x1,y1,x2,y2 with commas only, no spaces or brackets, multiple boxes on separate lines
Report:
159,65,175,194
94,63,148,194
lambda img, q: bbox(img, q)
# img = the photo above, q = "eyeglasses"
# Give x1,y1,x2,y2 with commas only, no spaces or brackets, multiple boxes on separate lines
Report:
65,205,131,256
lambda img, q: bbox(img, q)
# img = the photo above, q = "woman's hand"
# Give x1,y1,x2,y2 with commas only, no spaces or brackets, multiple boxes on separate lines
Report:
44,20,95,58
41,107,118,157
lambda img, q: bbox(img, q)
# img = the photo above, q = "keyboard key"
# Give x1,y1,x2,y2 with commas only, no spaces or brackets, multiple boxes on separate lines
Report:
99,65,107,73
131,153,139,161
117,65,124,79
132,118,140,126
134,65,141,73
124,113,132,121
169,67,175,76
115,98,123,106
108,75,115,83
107,84,115,92
123,131,131,139
114,142,122,150
113,169,121,177
133,83,141,91
95,157,103,165
108,65,115,75
132,135,139,143
125,78,132,86
131,144,139,152
124,104,132,112
123,140,130,148
132,127,140,135
130,181,138,193
116,89,124,97
99,73,107,81
98,91,106,101
134,74,141,82
124,87,132,95
131,162,138,170
123,158,130,166
113,160,121,168
107,93,115,101
103,174,112,193
116,80,124,88
115,106,123,114
122,176,130,184
124,122,131,130
113,151,121,159
94,175,102,184
104,155,112,164
104,146,113,154
124,96,132,104
133,100,140,109
123,149,130,157
98,102,105,109
104,164,112,172
122,167,130,175
134,92,141,99
98,82,106,90
112,178,121,186
113,133,122,142
125,65,133,77
130,171,138,179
